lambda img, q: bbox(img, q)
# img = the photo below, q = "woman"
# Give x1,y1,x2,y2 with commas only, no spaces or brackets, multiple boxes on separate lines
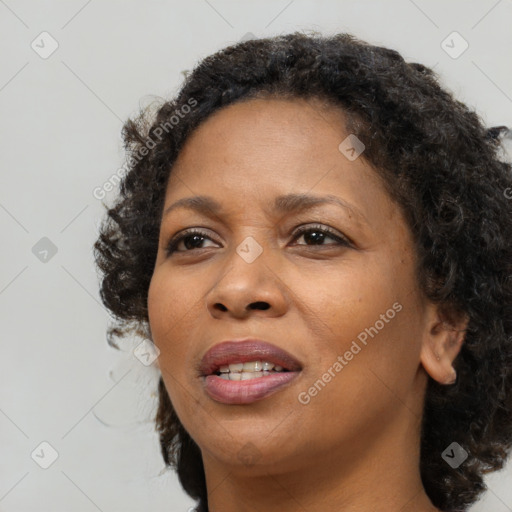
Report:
94,32,512,512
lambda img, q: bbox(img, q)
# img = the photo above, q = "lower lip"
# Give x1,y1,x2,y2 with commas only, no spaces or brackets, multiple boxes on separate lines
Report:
202,372,301,404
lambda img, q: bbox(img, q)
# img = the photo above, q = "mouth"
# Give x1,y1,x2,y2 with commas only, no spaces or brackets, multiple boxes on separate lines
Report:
213,360,292,379
198,339,303,404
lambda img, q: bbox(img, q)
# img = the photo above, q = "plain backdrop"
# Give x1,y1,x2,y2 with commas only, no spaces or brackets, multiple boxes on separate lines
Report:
1,1,511,511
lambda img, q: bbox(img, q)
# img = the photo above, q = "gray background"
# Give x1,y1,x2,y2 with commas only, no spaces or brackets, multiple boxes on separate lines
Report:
1,0,511,511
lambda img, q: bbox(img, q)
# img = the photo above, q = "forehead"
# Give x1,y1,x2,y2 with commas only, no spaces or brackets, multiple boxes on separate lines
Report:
175,96,346,162
165,97,400,229
169,97,367,188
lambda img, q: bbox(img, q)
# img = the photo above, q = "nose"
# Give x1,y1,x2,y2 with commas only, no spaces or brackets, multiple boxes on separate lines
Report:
205,249,289,319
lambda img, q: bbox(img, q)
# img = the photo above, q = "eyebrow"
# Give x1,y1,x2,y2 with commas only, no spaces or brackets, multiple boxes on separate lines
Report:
163,193,369,225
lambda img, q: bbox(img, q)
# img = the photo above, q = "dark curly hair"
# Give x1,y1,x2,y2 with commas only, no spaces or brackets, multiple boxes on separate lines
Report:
93,31,512,512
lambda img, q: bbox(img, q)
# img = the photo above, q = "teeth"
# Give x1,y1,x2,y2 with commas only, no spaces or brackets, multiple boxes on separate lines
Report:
243,361,262,372
215,360,287,379
219,370,273,380
241,371,263,380
227,362,244,372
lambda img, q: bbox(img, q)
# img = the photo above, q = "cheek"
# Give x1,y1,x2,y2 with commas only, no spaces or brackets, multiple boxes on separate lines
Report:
294,306,422,448
295,259,398,338
147,270,189,367
147,272,199,420
148,268,197,334
148,268,211,379
147,272,168,340
298,255,422,392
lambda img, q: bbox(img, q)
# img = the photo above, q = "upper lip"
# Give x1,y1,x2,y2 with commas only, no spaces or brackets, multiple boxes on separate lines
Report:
199,338,303,376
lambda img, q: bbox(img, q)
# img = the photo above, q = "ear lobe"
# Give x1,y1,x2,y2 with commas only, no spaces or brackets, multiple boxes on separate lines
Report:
419,304,469,385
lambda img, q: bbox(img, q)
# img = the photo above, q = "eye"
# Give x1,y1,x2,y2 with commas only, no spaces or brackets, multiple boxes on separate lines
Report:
164,224,351,257
290,224,351,248
165,229,218,256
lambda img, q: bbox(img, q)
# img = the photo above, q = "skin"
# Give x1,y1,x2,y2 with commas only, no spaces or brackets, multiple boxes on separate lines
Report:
147,97,467,512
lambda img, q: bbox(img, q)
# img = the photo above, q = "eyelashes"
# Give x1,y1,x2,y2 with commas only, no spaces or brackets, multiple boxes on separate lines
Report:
165,228,216,256
164,224,351,256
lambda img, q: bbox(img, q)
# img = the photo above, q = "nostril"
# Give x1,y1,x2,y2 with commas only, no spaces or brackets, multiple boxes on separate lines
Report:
249,302,270,310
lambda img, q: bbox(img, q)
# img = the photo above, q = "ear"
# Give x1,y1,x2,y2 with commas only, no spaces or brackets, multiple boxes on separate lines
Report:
419,303,469,385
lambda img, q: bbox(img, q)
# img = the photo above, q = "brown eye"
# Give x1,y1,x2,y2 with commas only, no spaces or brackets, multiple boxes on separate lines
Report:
165,224,351,257
291,224,351,247
166,229,218,255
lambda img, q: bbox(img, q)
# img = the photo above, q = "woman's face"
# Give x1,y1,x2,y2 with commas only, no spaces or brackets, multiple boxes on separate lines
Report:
147,97,438,477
